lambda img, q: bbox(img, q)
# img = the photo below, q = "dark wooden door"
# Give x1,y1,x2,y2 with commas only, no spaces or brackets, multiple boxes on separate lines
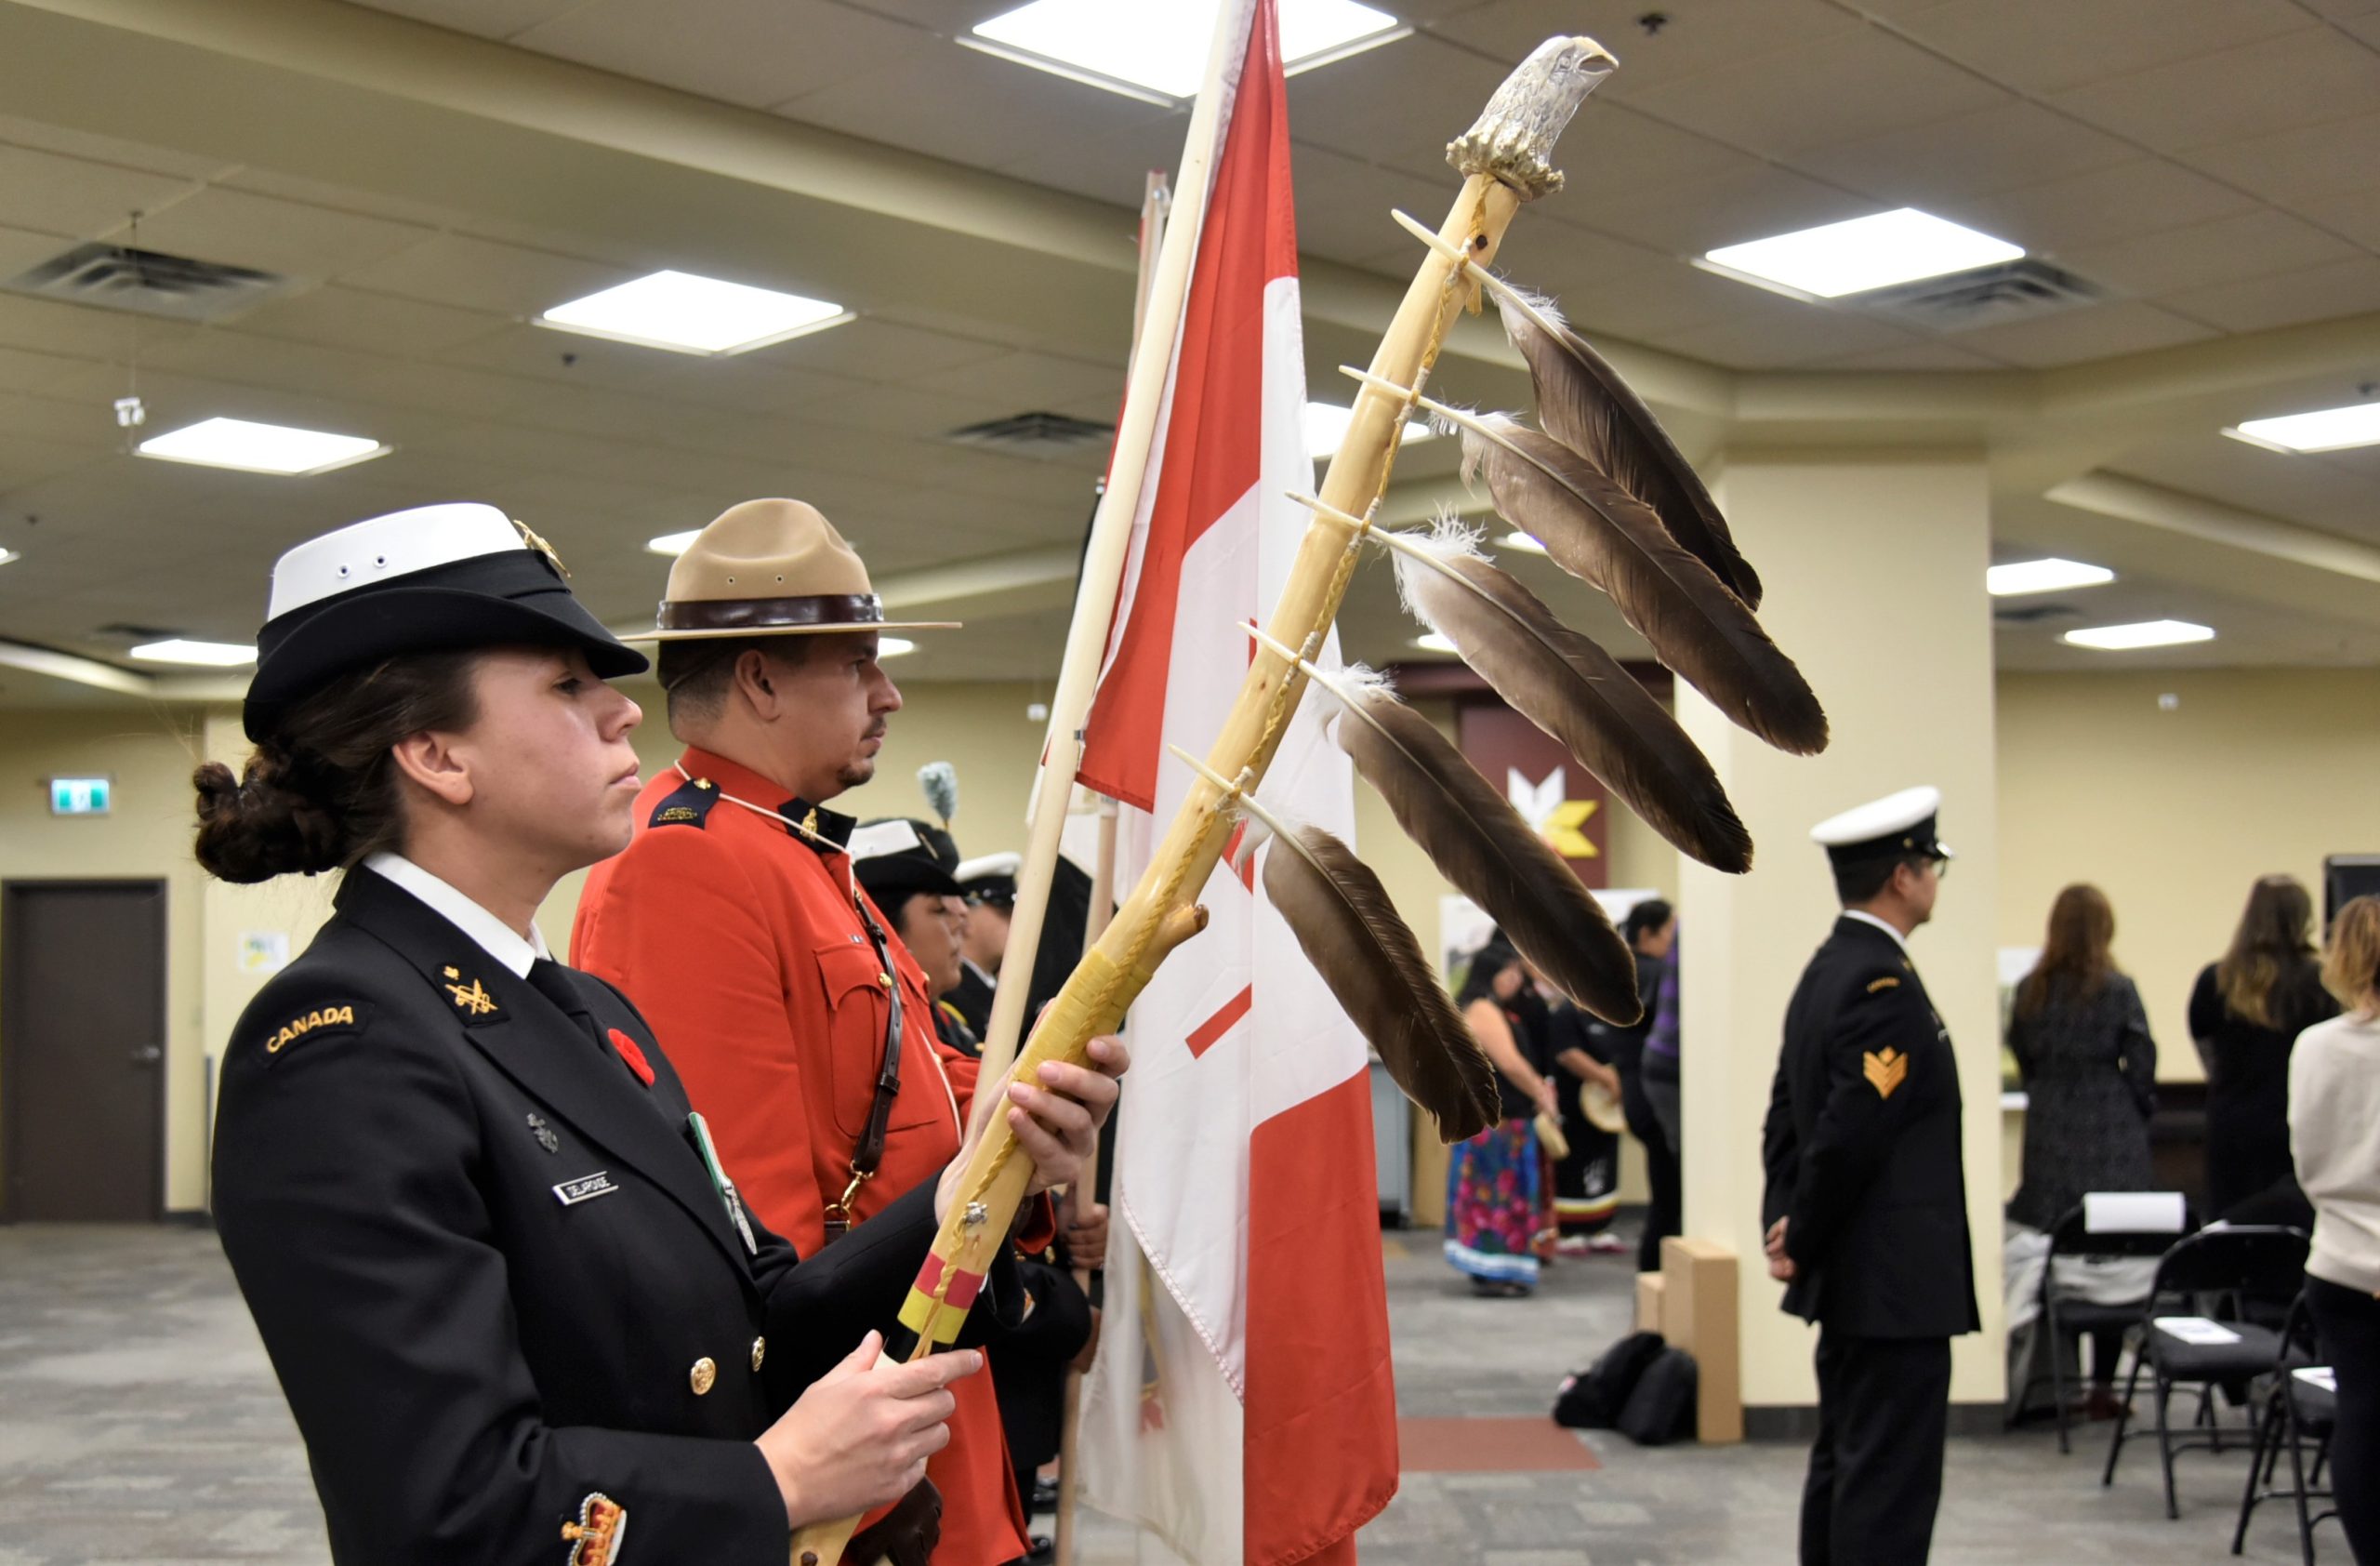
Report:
2,881,167,1221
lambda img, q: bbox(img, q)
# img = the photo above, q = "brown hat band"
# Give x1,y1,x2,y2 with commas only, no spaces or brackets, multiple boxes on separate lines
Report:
654,593,885,632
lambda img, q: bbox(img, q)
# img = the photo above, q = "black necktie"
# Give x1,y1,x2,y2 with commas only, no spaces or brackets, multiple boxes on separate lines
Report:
525,957,603,1051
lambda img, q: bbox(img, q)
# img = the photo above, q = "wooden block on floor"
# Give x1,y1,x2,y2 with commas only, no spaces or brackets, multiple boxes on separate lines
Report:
1634,1269,1665,1334
1660,1235,1743,1445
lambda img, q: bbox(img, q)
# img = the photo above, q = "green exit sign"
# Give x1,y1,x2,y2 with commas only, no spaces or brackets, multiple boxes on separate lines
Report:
49,776,111,816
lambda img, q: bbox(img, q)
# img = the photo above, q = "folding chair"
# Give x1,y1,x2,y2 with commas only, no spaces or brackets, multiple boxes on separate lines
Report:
2101,1224,2309,1519
2231,1293,2338,1564
2031,1192,2189,1454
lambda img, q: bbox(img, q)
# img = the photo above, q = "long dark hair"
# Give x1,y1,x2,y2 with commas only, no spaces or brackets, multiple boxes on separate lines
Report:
1455,934,1524,1011
2215,875,2317,1029
1623,898,1674,950
193,653,480,883
2017,883,2116,1018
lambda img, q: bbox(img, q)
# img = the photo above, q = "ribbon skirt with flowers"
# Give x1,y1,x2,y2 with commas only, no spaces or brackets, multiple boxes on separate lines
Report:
1444,1117,1549,1287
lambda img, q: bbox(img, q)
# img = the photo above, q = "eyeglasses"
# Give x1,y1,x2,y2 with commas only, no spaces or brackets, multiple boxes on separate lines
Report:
1928,856,1951,881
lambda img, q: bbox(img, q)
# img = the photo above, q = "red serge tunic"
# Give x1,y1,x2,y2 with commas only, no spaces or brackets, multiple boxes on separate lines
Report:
574,746,1032,1566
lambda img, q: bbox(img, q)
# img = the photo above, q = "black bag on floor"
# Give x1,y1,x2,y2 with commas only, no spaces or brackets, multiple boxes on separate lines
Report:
1616,1347,1698,1446
1553,1330,1666,1428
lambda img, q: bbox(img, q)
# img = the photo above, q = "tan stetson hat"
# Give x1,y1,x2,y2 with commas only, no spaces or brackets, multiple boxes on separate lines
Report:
634,498,959,640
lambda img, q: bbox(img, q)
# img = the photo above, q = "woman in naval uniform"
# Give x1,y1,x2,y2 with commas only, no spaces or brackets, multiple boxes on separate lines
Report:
194,503,1123,1566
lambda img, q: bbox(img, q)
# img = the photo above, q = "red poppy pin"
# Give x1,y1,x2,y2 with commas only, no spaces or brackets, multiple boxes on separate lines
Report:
608,1028,655,1088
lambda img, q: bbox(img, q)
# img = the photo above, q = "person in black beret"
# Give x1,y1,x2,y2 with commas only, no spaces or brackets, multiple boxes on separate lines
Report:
197,502,1127,1566
853,820,978,1057
1762,786,1979,1566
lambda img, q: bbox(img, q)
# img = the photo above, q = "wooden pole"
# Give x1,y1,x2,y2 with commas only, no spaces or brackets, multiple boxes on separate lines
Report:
789,33,1613,1566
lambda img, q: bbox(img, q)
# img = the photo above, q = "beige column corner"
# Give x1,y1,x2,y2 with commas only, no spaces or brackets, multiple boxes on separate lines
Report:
1675,453,2005,1413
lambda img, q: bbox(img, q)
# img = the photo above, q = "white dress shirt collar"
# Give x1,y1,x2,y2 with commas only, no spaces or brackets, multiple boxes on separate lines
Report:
1842,908,1913,960
364,851,550,977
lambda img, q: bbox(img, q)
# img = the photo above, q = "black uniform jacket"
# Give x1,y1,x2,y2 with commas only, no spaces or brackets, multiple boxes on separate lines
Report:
213,866,1022,1566
1760,915,1980,1341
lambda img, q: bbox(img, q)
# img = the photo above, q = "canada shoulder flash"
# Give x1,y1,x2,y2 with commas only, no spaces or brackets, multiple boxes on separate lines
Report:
262,1002,365,1060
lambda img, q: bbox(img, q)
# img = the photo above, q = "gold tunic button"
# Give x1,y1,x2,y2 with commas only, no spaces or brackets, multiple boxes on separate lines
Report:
751,1336,767,1373
690,1357,717,1396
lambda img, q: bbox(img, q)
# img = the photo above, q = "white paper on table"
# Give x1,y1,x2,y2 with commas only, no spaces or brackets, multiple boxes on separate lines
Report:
2083,1190,2188,1234
2294,1367,2337,1394
2154,1315,2241,1346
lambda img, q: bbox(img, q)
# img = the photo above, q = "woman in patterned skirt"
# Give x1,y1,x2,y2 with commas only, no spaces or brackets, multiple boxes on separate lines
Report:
1444,936,1560,1297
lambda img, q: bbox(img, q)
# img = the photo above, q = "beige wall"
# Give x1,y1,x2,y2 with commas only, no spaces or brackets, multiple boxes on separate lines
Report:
1678,455,2005,1409
1995,666,2380,1082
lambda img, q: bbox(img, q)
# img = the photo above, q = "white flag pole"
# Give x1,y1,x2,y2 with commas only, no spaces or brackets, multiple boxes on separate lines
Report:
966,0,1250,1137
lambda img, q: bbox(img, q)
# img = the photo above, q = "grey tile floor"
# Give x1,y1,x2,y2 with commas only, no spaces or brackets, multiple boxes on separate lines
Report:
0,1222,2329,1564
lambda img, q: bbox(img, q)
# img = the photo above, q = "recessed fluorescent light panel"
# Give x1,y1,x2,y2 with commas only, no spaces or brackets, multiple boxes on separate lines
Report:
1987,557,2114,597
2225,403,2380,454
2062,619,2214,652
1496,531,1547,555
129,638,258,667
539,271,851,356
0,548,18,565
877,636,917,659
1304,401,1433,459
1412,630,1457,655
969,0,1406,102
137,418,388,475
1701,208,2025,299
647,529,701,556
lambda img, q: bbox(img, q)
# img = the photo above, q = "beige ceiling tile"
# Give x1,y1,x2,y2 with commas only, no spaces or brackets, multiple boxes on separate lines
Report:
1612,25,2012,160
1284,34,1516,180
436,324,710,396
1945,159,2259,253
2180,110,2380,206
2060,210,2359,299
1286,144,1465,270
2297,0,2380,18
1790,100,2137,203
2159,257,2380,333
2295,187,2380,250
215,167,482,234
2049,28,2380,152
1655,302,1924,370
1432,0,1865,97
0,115,229,181
338,0,588,40
761,317,1012,383
0,222,72,279
1544,258,1767,340
233,285,512,358
1950,300,2215,366
998,111,1194,211
516,0,923,110
341,233,637,317
1805,339,2010,371
1593,162,1878,257
92,188,436,280
926,350,1119,408
776,41,1171,174
2109,431,2380,538
2343,11,2380,46
0,344,97,394
0,294,199,361
0,390,122,452
1883,0,2316,94
0,145,202,243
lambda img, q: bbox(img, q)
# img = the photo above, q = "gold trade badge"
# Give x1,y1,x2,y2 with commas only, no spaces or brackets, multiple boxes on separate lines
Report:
265,1005,358,1055
1863,1047,1908,1100
446,976,498,1016
1866,975,1901,993
561,1492,626,1566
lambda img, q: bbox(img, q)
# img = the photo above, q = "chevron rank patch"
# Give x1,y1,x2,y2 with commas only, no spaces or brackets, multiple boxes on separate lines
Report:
1863,1047,1909,1099
1866,975,1901,993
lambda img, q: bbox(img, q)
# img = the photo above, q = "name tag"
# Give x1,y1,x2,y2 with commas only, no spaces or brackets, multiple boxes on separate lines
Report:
553,1172,617,1207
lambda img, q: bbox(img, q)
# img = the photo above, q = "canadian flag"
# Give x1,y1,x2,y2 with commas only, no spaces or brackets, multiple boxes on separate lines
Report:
1075,2,1397,1562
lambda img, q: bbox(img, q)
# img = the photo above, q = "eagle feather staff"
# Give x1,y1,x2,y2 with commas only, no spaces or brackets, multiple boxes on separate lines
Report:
797,34,1825,1564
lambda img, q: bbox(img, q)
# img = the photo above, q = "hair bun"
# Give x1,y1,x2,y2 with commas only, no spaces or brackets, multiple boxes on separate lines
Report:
192,750,345,883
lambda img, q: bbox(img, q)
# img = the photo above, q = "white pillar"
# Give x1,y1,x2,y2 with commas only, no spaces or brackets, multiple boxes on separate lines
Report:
1676,453,2005,1417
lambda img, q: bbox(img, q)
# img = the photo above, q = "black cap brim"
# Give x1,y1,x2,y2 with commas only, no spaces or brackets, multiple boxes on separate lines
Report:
857,861,966,901
245,559,646,740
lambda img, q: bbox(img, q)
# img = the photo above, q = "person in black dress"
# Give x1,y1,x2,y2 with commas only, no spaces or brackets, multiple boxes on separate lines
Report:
2190,874,2337,1220
1580,900,1678,1272
198,505,1124,1566
2006,883,2157,1408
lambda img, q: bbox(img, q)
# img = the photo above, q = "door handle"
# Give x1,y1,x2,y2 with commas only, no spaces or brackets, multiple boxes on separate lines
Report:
130,1045,163,1066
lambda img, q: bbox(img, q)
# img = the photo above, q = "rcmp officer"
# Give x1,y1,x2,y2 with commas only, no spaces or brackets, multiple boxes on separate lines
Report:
198,503,1122,1566
1761,786,1980,1566
574,498,1041,1566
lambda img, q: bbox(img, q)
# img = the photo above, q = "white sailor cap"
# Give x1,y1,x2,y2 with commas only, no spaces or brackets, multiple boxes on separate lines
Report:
956,851,1022,904
1809,785,1951,868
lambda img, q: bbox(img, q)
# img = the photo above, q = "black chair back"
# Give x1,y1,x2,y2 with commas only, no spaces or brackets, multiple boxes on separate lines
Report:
2149,1225,2309,1312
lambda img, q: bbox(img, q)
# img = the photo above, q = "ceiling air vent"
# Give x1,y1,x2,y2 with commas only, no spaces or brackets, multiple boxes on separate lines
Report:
5,243,294,323
945,410,1115,461
1857,259,2103,334
1992,603,2082,626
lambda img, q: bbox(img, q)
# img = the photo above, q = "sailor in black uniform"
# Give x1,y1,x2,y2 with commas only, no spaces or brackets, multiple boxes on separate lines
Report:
1761,786,1979,1566
197,503,1124,1566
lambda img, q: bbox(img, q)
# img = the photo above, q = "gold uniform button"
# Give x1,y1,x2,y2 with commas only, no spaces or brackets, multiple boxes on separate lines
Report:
751,1336,767,1373
689,1357,717,1396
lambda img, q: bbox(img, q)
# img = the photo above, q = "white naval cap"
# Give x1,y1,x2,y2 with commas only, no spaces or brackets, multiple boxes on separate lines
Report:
1809,785,1952,867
